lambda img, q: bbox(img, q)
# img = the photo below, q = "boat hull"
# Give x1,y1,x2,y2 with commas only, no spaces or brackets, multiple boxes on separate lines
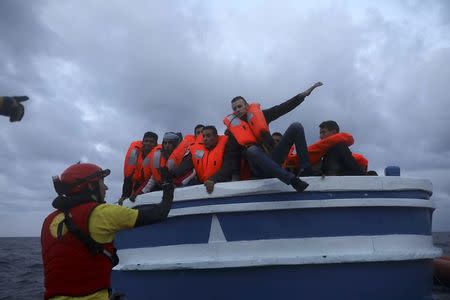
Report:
113,260,434,300
112,177,441,300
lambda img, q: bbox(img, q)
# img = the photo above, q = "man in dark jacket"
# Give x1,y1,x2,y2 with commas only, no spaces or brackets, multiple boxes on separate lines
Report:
225,82,323,191
317,120,366,176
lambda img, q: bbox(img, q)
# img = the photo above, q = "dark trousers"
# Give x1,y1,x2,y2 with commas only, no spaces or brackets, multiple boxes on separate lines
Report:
246,122,310,184
322,143,365,176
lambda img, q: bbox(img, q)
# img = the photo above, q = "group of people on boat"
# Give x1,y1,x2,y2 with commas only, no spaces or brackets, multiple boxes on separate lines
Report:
118,81,372,204
36,81,375,299
3,85,445,300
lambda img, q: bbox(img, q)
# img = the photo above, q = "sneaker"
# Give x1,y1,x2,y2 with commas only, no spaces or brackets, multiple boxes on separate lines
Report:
290,177,309,192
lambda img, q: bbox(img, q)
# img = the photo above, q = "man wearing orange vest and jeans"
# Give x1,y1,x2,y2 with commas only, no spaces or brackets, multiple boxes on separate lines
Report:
41,162,174,300
224,82,323,192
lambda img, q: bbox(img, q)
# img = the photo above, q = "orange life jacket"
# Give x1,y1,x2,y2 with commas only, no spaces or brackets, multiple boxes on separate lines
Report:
283,133,368,171
223,103,270,146
308,133,355,165
352,153,368,172
190,135,228,183
150,140,194,184
148,145,166,183
183,134,196,145
138,151,153,183
123,141,142,178
167,136,196,172
123,141,152,189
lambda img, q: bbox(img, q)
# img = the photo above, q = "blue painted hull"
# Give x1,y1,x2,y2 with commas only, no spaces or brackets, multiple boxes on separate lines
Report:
112,178,440,300
113,261,434,300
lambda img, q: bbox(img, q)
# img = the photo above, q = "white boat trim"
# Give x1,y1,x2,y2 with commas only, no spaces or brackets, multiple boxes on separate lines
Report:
114,234,442,271
122,177,433,208
166,198,435,218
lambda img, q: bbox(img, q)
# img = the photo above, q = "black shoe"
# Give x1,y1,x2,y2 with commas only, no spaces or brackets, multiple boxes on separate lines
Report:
290,177,309,192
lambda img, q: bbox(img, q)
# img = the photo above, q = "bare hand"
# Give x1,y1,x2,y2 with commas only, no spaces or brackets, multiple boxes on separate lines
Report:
204,180,215,194
302,82,323,97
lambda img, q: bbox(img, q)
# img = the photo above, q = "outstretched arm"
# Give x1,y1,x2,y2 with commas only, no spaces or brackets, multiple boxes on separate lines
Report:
134,182,174,227
263,82,322,123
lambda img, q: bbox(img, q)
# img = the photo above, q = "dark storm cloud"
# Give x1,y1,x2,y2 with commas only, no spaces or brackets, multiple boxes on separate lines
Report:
0,0,449,235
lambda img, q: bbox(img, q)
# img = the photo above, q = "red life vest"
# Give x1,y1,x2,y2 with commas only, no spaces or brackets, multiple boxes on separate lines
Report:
352,153,368,172
148,145,166,183
190,135,228,183
223,103,270,146
166,136,196,172
283,133,356,170
123,141,152,185
308,133,355,165
123,141,142,178
183,134,196,146
41,202,114,299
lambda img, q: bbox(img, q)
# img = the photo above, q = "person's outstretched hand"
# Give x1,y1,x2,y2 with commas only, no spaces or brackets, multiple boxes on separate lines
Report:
301,82,323,97
1,96,29,122
11,96,29,103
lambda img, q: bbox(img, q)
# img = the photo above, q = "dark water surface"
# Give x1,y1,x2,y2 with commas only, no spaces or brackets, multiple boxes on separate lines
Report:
1,234,449,300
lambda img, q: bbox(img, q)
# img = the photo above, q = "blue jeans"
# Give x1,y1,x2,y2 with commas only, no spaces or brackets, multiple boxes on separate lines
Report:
246,122,310,184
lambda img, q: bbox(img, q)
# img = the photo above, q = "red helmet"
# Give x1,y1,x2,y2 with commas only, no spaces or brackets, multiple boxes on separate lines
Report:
53,163,110,195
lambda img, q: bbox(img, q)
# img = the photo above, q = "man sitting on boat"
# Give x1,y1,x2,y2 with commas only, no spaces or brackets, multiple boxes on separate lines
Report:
223,82,322,192
137,132,197,197
283,121,369,175
310,120,367,175
162,125,240,194
41,162,175,300
118,131,158,204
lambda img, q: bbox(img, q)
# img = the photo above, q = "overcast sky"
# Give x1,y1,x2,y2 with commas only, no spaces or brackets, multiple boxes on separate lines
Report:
1,0,449,236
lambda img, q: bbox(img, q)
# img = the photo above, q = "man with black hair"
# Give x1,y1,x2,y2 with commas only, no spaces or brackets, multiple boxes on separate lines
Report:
194,124,205,137
42,162,174,300
118,132,158,204
223,82,323,192
0,96,29,122
317,120,366,175
164,126,240,194
191,125,240,193
137,132,196,196
272,132,283,145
